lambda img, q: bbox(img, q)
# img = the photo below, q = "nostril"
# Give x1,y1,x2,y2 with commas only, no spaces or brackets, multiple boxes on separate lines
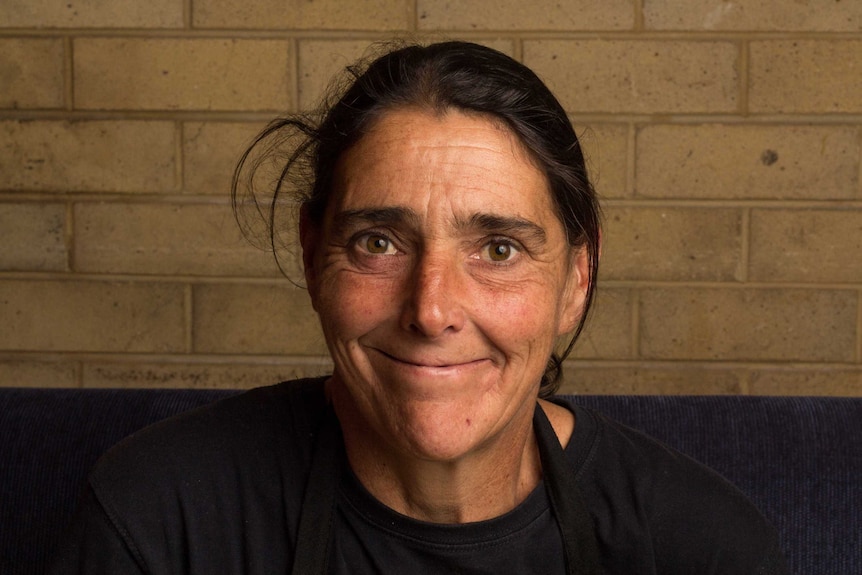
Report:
401,262,465,338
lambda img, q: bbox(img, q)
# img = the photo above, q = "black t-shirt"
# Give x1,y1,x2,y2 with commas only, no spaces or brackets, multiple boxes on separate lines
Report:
51,378,787,574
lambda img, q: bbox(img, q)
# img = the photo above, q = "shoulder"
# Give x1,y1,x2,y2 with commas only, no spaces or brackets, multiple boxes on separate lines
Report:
83,378,328,566
557,398,787,574
91,377,327,488
60,378,329,572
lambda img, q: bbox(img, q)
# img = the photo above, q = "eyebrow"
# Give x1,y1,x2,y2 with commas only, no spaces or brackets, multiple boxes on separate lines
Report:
333,207,420,230
332,207,547,245
461,213,548,246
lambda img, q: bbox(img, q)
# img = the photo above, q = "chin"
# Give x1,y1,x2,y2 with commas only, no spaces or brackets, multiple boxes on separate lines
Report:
397,410,483,461
384,394,526,463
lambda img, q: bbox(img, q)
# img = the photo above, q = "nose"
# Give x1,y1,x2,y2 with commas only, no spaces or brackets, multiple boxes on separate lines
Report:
400,253,466,338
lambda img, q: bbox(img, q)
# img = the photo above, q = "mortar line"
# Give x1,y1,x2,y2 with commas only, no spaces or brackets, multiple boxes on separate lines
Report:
185,0,193,29
513,37,523,62
409,0,418,33
61,201,74,276
0,350,335,366
64,35,74,110
185,283,194,354
75,360,84,389
5,352,854,371
605,198,862,209
558,358,862,371
738,368,752,396
5,108,862,124
175,122,184,193
2,269,858,291
739,207,751,283
737,38,749,115
626,123,637,197
290,37,300,113
634,0,645,31
857,288,862,364
630,289,640,359
4,29,862,41
857,126,862,200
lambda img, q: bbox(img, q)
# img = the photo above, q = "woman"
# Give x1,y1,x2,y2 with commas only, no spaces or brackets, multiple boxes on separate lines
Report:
54,42,787,574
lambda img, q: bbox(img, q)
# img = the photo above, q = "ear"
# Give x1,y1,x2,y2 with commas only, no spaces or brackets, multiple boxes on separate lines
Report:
557,245,592,336
299,206,320,311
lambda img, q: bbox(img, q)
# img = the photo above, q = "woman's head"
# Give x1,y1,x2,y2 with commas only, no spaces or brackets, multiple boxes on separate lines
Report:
234,41,601,397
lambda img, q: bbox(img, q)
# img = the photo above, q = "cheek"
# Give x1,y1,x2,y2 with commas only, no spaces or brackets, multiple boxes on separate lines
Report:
315,271,395,341
473,280,565,346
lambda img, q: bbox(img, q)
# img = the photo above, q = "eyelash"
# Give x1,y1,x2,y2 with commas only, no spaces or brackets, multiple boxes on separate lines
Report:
477,237,521,264
352,232,399,256
349,231,523,265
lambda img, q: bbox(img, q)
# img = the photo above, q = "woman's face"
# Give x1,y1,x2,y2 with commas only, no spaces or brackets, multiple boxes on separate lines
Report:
302,107,588,463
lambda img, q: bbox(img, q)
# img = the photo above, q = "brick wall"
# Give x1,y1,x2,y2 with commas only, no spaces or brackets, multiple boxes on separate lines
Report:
1,1,860,395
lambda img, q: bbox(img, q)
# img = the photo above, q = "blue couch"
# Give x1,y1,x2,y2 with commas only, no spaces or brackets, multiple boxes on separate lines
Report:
2,387,859,574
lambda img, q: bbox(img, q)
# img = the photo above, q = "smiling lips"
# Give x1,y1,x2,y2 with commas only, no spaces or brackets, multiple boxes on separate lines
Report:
373,348,487,370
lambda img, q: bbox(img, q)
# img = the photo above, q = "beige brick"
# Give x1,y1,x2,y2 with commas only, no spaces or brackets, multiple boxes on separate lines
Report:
0,279,185,352
0,203,66,271
748,368,862,396
183,122,265,195
576,123,628,199
193,283,326,355
601,206,743,281
74,202,279,277
298,40,376,112
750,40,862,113
639,288,857,362
74,39,291,112
193,0,409,30
0,121,175,193
298,39,515,111
83,361,332,390
0,38,64,109
644,0,862,31
750,209,862,284
636,124,858,200
0,0,182,28
418,0,633,30
0,359,78,388
523,40,738,114
571,288,633,360
560,364,745,395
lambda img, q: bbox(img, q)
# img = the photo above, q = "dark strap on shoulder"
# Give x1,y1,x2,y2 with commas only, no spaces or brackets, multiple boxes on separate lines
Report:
534,404,602,575
290,405,342,575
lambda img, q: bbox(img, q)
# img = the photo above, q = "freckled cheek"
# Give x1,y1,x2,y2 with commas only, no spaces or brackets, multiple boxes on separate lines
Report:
475,287,557,343
316,275,396,341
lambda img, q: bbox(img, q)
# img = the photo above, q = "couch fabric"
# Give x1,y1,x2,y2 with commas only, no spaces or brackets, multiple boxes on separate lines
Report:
2,387,859,575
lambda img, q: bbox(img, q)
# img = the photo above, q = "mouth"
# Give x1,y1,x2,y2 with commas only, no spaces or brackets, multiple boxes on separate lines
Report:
371,348,486,370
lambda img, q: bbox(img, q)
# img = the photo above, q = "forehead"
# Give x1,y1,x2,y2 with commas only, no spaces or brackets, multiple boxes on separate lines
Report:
329,108,558,224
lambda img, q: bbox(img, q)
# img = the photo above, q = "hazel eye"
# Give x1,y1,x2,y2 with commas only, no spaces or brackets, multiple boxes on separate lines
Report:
483,240,517,262
361,234,396,255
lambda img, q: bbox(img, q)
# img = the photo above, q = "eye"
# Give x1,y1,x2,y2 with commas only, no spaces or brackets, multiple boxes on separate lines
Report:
481,240,518,263
359,233,397,255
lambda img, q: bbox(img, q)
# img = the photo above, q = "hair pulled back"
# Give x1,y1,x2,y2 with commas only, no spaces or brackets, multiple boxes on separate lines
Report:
233,41,601,397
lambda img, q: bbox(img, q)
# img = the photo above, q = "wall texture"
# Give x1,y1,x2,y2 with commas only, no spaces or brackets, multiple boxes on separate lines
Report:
1,1,860,395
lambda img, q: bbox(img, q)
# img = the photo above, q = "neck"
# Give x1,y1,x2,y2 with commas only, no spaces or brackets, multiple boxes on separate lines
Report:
372,428,541,524
332,393,543,524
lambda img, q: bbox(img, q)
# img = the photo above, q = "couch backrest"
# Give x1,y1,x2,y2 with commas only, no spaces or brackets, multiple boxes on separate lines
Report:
2,388,859,575
575,395,861,575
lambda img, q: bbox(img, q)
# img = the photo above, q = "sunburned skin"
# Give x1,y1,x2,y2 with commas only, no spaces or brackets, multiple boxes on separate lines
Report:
301,107,589,523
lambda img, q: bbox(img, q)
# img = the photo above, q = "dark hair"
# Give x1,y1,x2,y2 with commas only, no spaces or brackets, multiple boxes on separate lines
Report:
233,41,601,397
